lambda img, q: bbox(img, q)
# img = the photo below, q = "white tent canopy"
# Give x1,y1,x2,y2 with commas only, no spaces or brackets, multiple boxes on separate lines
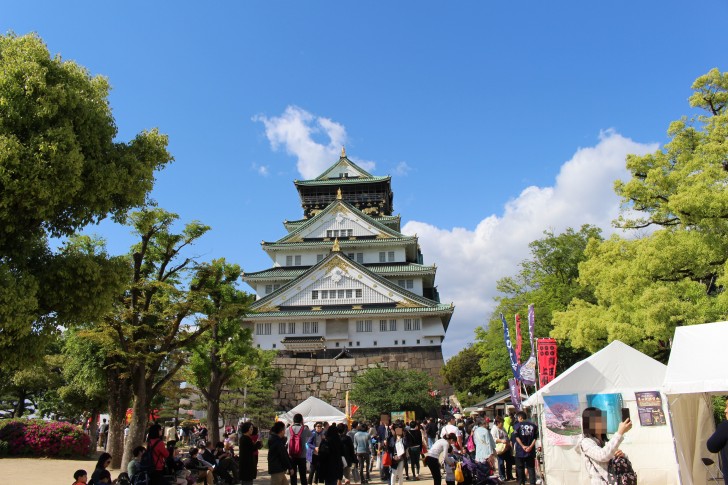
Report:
524,340,679,484
277,396,347,429
663,321,728,484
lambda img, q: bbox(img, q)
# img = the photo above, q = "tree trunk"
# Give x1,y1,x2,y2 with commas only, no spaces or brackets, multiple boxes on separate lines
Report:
121,367,150,471
207,389,221,446
107,372,132,469
13,390,27,418
88,409,100,455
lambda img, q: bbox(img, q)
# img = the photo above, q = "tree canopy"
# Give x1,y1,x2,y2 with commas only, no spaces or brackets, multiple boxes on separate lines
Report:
350,367,438,419
0,33,171,369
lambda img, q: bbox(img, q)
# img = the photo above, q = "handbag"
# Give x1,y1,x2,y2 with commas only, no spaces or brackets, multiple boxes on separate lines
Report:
352,466,360,483
495,442,507,455
382,451,392,467
454,462,465,483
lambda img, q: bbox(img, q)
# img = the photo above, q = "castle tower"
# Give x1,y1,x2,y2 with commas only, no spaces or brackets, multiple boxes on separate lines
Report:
242,150,454,410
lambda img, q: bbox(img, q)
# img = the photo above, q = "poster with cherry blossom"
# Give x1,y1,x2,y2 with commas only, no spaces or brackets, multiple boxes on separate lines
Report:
542,394,582,446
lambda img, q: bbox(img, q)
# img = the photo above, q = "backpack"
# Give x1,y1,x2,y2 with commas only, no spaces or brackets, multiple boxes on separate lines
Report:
607,455,637,485
139,439,163,473
288,425,304,457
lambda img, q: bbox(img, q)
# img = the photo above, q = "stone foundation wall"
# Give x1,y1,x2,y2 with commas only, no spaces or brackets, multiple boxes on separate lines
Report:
272,347,449,411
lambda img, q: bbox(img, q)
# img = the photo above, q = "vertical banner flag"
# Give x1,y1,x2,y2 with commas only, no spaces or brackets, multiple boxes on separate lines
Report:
515,314,523,366
537,338,558,387
500,313,521,380
519,304,538,386
528,304,536,356
508,378,522,410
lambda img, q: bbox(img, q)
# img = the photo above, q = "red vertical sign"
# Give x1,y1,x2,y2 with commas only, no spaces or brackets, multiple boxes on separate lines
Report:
537,338,558,387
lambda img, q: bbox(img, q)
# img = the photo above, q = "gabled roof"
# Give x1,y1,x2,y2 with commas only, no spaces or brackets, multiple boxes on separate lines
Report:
315,152,374,180
248,250,445,313
283,214,401,233
274,198,405,243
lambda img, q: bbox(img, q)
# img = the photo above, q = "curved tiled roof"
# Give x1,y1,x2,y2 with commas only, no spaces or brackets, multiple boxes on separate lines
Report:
243,263,436,281
294,175,390,186
261,237,416,250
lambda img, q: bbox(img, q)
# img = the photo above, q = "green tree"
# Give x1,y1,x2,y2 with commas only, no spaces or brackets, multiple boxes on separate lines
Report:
350,367,438,419
473,225,601,393
188,258,256,443
553,69,728,359
85,208,212,469
441,346,488,407
0,33,171,370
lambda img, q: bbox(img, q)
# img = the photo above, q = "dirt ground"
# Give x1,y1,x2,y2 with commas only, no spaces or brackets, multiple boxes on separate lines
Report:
0,449,444,485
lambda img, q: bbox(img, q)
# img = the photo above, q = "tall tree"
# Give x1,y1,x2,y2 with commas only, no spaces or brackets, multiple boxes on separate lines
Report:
553,69,728,359
0,33,172,371
188,258,255,444
88,207,212,469
472,225,601,393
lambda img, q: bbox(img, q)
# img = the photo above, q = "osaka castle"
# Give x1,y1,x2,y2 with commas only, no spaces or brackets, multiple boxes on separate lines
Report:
241,148,454,362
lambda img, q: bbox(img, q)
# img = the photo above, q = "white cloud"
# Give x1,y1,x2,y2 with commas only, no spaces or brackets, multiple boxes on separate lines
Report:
402,130,659,357
254,106,375,179
251,163,269,176
394,161,413,176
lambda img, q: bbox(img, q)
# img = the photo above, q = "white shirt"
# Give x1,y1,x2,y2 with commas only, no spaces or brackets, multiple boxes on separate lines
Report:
440,424,460,438
579,433,624,485
426,438,450,463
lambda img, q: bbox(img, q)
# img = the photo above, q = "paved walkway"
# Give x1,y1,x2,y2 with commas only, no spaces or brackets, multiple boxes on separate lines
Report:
0,449,445,485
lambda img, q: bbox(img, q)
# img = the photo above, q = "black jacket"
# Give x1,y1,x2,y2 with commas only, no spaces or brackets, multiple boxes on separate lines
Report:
317,435,344,481
268,433,293,474
341,434,357,467
238,435,258,481
707,420,728,485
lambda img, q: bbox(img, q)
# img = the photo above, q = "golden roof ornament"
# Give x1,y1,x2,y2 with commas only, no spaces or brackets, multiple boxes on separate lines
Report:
341,146,346,157
332,238,341,252
336,188,343,200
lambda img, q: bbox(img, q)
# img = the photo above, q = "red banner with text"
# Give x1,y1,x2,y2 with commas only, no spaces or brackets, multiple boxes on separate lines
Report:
537,338,558,388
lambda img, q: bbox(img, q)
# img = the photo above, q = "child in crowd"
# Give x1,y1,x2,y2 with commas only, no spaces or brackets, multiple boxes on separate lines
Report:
72,469,87,485
443,446,457,485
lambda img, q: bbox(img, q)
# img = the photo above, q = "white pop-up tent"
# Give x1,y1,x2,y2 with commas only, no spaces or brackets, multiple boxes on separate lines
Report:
663,321,728,485
277,396,347,429
523,340,679,484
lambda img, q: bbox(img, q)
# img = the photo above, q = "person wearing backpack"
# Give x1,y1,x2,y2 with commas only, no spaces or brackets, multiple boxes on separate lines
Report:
288,414,311,485
145,424,170,485
577,407,633,485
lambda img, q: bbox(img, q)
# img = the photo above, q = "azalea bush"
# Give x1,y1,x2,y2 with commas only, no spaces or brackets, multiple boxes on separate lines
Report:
0,419,90,457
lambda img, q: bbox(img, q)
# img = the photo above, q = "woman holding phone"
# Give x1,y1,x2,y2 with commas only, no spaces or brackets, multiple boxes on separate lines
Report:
577,407,632,484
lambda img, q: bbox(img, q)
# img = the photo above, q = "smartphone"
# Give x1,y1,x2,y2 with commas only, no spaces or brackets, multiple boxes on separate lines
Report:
621,407,630,421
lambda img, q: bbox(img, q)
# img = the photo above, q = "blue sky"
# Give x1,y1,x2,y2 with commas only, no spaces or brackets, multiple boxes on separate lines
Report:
4,1,726,356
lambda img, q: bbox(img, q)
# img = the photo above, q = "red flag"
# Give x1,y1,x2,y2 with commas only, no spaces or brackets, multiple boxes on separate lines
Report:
537,338,558,387
351,405,359,416
515,314,523,366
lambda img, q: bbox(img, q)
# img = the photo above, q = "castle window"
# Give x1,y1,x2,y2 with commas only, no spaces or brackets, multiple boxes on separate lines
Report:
255,323,271,335
402,340,406,345
394,340,398,345
338,289,345,299
336,342,340,347
356,320,373,332
379,319,387,332
272,344,276,349
374,341,377,346
312,290,318,300
390,319,397,331
303,321,318,334
388,251,395,262
295,255,301,265
379,252,386,263
356,341,360,346
397,280,414,289
417,340,420,344
404,318,421,331
285,255,301,266
279,322,296,335
321,290,328,299
265,283,281,295
356,252,364,263
346,289,353,298
355,289,362,298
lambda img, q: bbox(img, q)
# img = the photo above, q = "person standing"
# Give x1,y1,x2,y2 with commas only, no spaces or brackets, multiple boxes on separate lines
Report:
578,407,632,485
238,422,258,485
269,421,294,485
406,421,424,480
98,419,109,450
387,424,407,485
512,411,538,485
491,417,513,481
317,425,344,485
288,414,311,485
473,417,496,465
707,398,728,485
425,418,438,449
307,422,325,485
354,423,372,483
146,424,170,485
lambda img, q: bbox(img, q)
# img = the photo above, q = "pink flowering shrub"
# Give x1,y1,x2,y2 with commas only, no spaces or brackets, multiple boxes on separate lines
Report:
0,419,90,457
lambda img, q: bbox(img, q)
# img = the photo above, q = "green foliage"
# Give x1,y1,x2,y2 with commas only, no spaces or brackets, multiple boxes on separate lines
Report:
0,33,170,371
555,69,728,360
441,345,488,399
350,367,438,419
712,396,727,426
472,226,600,393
